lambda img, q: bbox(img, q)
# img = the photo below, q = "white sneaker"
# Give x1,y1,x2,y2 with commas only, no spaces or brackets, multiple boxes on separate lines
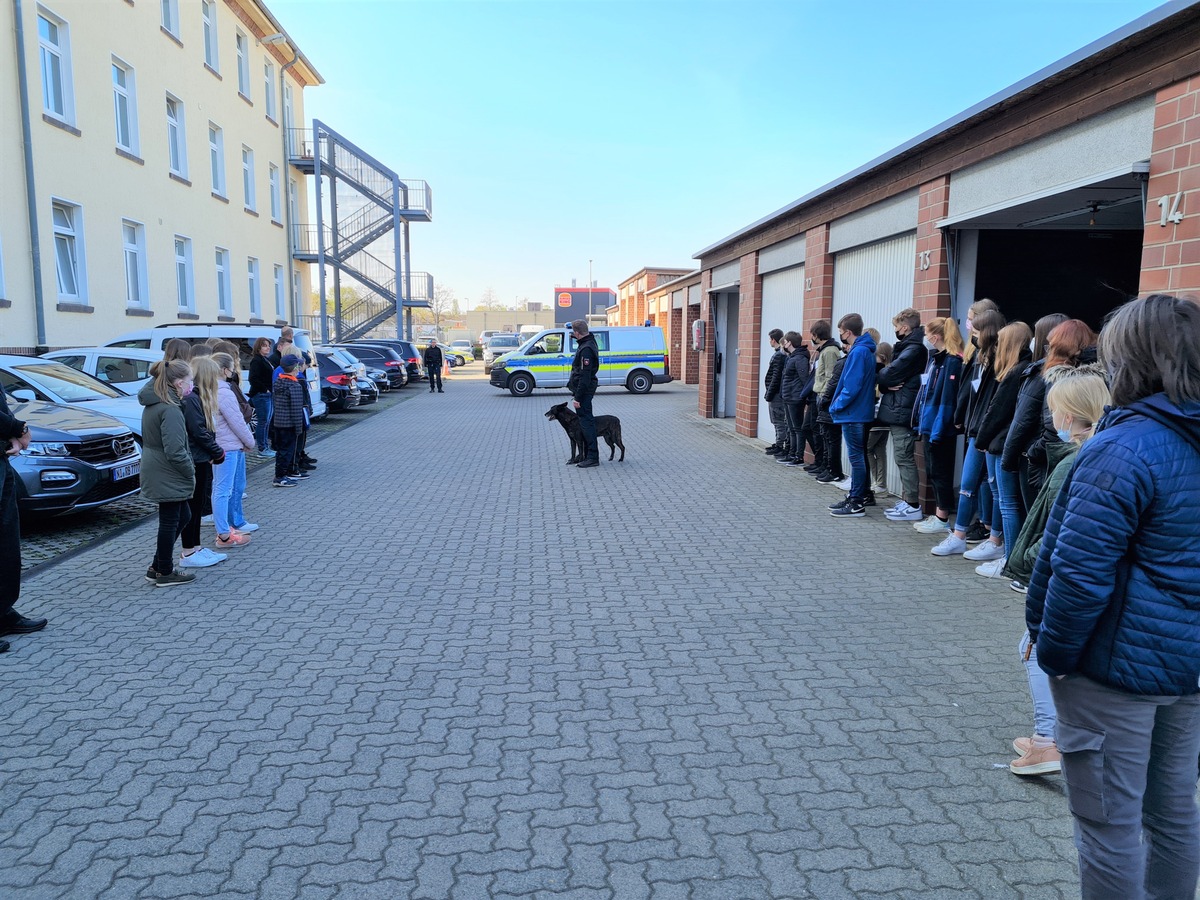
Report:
871,483,889,498
883,500,907,517
180,549,221,568
885,501,923,522
201,514,214,524
964,540,1005,561
199,548,227,564
914,515,950,534
833,477,852,491
931,534,967,556
975,557,1008,578
233,522,260,533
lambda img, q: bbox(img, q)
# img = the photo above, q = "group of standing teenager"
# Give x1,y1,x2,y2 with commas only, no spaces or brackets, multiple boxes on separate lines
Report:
765,292,1200,900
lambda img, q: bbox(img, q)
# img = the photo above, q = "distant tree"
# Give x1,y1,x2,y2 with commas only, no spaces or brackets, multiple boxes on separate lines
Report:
474,287,507,311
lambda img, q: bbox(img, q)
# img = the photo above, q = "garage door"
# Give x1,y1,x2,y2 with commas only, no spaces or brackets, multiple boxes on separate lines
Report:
757,266,805,442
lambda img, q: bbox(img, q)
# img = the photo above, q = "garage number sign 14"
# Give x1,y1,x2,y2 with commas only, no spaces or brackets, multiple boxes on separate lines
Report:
1157,192,1184,227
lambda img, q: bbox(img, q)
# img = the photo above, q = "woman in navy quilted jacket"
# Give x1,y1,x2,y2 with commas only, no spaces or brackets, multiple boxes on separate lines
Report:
1025,293,1200,900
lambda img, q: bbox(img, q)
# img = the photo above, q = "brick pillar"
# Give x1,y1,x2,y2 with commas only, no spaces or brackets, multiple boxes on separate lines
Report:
698,269,715,416
735,252,762,437
669,306,683,380
1140,77,1200,294
685,304,700,384
914,176,953,317
803,224,834,333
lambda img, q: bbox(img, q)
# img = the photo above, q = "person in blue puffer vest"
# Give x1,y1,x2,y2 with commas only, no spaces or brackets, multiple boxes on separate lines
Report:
827,314,877,517
1025,293,1200,900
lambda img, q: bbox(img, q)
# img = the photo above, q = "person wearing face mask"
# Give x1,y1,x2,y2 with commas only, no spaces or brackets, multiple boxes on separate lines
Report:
876,308,928,521
913,317,965,534
776,331,811,467
952,298,1001,546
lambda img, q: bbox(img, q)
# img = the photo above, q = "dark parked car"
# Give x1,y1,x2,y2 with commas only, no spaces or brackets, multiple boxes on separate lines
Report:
356,375,379,405
333,343,408,388
10,400,141,516
314,350,360,412
348,340,425,384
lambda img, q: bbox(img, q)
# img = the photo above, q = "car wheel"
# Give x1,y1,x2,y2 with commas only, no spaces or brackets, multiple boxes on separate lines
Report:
454,355,466,366
626,369,653,394
508,373,534,397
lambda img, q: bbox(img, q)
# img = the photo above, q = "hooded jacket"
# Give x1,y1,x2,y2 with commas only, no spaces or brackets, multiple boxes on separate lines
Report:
1025,394,1200,695
779,346,811,404
138,381,195,503
812,340,841,396
876,326,927,426
829,330,878,424
816,356,846,425
763,346,787,402
975,345,1032,454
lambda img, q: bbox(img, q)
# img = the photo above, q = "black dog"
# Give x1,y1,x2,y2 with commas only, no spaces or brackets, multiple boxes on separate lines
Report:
545,402,625,463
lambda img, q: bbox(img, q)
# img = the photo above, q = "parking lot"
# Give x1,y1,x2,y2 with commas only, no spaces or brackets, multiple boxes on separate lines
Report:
1,369,1088,899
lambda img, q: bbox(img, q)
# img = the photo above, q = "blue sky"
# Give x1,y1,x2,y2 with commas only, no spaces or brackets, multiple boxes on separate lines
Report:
269,0,1166,310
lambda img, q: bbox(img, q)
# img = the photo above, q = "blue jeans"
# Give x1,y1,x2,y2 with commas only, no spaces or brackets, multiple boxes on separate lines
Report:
1019,632,1056,739
842,422,869,499
211,451,243,536
250,394,272,451
953,438,989,532
991,454,1025,558
226,451,247,528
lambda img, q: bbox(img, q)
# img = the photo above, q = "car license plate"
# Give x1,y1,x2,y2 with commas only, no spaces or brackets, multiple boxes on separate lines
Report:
112,462,139,481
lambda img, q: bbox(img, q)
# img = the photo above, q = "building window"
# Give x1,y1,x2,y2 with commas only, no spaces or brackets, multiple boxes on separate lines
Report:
165,95,187,177
264,59,277,120
273,265,285,320
201,0,219,71
292,267,300,317
215,248,231,315
235,30,250,97
38,9,73,123
268,164,281,222
160,0,179,37
111,59,139,155
174,235,194,311
51,200,84,300
288,177,299,224
247,257,260,317
283,81,293,128
209,123,225,196
122,220,148,309
241,146,255,211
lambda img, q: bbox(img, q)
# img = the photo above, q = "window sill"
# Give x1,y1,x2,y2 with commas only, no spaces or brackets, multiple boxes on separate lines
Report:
177,311,200,320
218,315,236,323
0,300,11,309
244,207,259,217
169,172,191,186
211,191,229,204
160,26,183,48
204,62,222,80
271,219,284,229
249,317,265,325
274,318,289,326
126,307,154,317
238,92,253,107
56,302,93,314
265,115,278,128
42,114,81,137
116,147,144,166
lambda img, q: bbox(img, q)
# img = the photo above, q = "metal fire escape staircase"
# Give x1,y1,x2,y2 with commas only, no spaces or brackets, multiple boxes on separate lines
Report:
288,120,432,342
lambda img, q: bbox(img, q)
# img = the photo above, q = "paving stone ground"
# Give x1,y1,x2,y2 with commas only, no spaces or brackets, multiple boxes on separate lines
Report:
1,368,1087,899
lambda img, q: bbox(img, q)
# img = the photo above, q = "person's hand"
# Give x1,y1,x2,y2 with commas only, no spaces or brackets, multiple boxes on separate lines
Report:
7,430,31,455
887,385,901,392
572,400,580,410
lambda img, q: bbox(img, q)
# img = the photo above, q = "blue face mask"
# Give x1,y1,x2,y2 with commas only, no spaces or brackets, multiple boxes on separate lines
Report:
1056,428,1072,443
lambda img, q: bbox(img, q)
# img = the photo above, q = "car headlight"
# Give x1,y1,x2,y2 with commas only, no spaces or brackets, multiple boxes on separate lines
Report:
22,441,71,457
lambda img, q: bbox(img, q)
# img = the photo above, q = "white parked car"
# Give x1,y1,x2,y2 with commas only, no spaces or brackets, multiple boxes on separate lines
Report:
0,355,145,438
42,347,164,395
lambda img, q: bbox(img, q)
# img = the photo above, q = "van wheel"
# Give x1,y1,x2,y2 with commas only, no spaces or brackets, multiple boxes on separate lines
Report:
508,373,535,397
626,370,653,394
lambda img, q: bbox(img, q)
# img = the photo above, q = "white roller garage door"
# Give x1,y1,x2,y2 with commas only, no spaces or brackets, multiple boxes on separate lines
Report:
757,265,805,442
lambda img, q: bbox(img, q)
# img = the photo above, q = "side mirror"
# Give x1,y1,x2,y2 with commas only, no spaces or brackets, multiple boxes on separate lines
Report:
11,389,37,402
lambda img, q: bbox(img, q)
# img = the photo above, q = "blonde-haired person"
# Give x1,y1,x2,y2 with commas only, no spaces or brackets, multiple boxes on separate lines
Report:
970,321,1033,577
1005,372,1110,776
138,360,197,586
210,352,257,548
179,357,227,569
912,316,966,533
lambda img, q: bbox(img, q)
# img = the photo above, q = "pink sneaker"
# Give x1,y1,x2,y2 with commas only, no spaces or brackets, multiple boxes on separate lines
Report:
215,531,251,549
1010,739,1061,776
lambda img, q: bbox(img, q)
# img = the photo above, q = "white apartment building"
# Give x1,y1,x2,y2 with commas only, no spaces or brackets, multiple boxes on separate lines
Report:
0,0,323,353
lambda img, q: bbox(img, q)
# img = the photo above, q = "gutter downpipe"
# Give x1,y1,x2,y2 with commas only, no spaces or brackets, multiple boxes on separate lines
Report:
280,52,300,326
14,0,47,349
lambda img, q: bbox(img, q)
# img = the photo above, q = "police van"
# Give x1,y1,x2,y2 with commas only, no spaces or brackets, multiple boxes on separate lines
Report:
489,326,672,397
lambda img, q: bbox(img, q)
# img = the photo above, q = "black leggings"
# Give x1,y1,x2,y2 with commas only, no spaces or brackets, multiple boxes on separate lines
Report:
181,462,213,551
154,500,191,575
924,439,958,514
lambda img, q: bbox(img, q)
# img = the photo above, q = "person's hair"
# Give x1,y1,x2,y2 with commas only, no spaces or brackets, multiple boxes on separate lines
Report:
1043,318,1099,371
994,321,1032,381
837,313,863,336
189,343,213,359
1046,373,1111,442
1031,313,1068,363
211,351,237,380
972,309,1005,367
149,358,192,405
571,319,589,335
963,299,1000,362
1099,293,1200,408
280,327,294,340
925,316,965,357
810,319,831,342
163,338,192,364
252,336,272,355
769,328,783,342
203,336,222,348
190,356,221,432
864,327,880,344
892,308,921,330
783,330,803,348
212,340,238,357
876,342,894,367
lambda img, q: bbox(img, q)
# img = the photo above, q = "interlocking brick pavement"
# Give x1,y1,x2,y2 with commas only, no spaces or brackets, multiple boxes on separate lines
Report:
1,369,1087,898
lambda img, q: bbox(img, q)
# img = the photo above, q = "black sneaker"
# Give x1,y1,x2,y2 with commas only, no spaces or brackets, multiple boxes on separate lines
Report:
861,491,876,507
155,570,197,587
828,495,851,511
815,471,840,484
145,567,161,584
785,458,802,467
803,463,822,473
764,445,781,455
830,498,867,518
775,454,794,465
292,470,311,479
965,521,989,544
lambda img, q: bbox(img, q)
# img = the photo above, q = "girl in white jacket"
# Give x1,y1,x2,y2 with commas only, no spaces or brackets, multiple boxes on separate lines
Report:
210,353,257,549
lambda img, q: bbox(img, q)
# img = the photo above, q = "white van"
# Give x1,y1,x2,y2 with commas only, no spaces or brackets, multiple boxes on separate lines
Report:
42,346,164,395
488,326,672,397
103,323,326,417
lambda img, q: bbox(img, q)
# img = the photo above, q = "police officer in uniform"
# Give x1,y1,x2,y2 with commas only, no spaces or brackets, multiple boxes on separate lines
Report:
568,319,600,468
423,339,444,393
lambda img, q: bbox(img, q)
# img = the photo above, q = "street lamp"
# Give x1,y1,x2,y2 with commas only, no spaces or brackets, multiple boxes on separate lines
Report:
588,259,593,320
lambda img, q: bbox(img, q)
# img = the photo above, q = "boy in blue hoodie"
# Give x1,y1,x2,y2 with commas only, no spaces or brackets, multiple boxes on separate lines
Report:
828,313,878,518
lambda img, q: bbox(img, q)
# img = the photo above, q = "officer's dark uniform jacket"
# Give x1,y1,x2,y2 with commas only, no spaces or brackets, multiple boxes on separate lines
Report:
423,344,444,370
569,333,599,401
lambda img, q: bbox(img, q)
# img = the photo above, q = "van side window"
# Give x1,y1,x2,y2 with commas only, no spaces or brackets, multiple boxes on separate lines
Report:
97,355,151,385
109,339,151,349
568,332,609,352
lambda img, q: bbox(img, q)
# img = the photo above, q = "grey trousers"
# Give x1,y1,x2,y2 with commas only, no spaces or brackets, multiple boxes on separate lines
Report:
1049,674,1200,900
768,397,787,446
889,425,919,506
